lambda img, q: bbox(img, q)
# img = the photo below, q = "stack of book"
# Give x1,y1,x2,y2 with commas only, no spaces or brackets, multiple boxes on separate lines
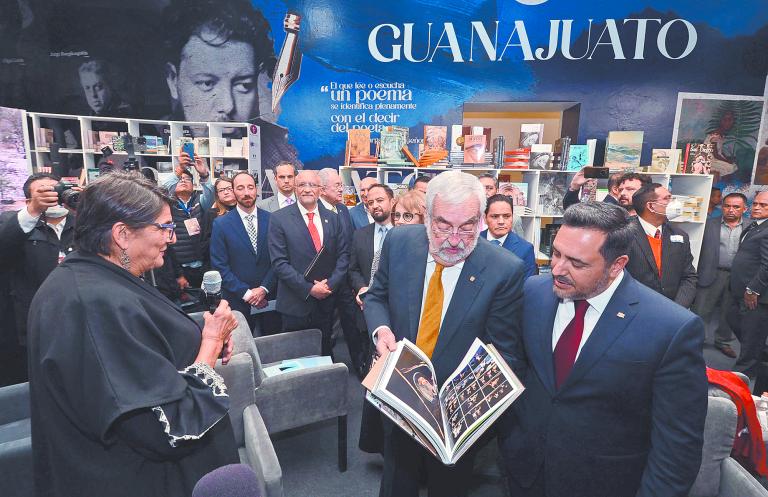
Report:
671,194,704,222
502,148,530,169
346,129,375,167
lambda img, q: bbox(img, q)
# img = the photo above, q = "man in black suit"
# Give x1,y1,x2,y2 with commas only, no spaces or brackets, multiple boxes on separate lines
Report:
624,183,697,308
692,193,747,358
268,170,349,356
318,167,365,375
730,190,768,384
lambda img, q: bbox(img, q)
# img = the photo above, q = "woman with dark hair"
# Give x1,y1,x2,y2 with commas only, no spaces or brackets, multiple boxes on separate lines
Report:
27,171,239,497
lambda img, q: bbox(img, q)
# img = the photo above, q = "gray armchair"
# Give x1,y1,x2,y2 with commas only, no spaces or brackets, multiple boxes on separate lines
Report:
0,382,33,497
690,384,768,497
193,311,349,472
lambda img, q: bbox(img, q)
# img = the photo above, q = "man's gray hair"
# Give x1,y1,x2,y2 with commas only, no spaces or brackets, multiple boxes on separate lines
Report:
426,171,486,222
317,167,339,186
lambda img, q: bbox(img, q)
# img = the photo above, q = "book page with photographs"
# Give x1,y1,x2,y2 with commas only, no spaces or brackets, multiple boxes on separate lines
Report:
438,339,525,460
374,340,446,455
365,392,439,459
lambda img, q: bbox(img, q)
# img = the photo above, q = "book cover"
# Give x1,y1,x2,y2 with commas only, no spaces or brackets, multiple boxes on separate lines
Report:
650,149,682,173
424,125,448,151
683,143,713,174
605,131,643,170
519,123,544,148
380,130,407,161
363,338,524,465
552,136,571,171
463,135,486,164
450,125,464,152
499,182,528,207
529,144,553,170
537,173,567,215
348,129,371,157
567,145,590,171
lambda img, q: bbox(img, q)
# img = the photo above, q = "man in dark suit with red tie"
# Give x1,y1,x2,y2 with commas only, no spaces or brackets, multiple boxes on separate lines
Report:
624,182,697,308
498,202,707,497
268,170,349,355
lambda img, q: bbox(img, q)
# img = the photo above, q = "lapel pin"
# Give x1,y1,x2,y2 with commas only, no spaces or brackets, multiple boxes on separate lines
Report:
469,276,476,282
324,219,329,223
617,312,625,319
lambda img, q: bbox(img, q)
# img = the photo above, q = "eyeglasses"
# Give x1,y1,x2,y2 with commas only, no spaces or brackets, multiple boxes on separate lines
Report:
431,221,477,238
217,186,233,194
178,177,193,184
297,182,319,189
151,222,176,241
392,212,418,222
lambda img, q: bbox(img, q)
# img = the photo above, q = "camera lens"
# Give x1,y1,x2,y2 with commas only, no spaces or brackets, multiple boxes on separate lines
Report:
61,189,80,209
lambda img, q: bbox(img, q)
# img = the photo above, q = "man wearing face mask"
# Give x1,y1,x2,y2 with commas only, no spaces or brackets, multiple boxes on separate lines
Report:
624,183,697,308
0,173,76,383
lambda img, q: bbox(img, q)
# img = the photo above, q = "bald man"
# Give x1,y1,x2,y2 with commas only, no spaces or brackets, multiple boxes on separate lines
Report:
350,176,377,229
268,170,350,356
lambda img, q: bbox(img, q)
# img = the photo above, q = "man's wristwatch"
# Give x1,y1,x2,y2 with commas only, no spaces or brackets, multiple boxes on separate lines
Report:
746,287,760,296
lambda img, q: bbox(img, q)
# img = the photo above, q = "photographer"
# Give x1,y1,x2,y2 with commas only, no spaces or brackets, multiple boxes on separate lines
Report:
0,173,76,383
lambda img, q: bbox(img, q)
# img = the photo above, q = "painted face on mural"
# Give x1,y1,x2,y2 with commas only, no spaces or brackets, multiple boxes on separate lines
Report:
167,35,258,123
79,70,113,115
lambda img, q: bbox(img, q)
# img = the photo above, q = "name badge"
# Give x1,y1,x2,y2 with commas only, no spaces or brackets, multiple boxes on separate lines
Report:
184,217,201,236
670,235,683,243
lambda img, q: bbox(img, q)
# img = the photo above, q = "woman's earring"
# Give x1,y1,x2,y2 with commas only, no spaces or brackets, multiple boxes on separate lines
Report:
119,248,131,270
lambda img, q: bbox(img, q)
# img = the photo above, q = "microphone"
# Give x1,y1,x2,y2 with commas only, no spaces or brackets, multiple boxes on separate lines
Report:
201,270,222,314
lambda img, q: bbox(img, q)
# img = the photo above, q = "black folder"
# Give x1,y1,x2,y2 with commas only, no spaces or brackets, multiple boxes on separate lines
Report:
303,246,335,282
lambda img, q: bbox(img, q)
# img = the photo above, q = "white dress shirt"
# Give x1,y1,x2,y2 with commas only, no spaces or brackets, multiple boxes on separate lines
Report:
420,255,465,330
17,208,66,239
297,201,324,245
235,206,268,300
319,197,338,214
551,270,625,360
277,191,296,208
486,231,508,246
637,216,662,238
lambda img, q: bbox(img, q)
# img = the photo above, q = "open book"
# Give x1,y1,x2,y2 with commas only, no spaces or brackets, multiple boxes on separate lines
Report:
362,338,524,465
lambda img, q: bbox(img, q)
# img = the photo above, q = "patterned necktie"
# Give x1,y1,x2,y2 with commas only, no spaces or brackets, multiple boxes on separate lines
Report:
369,249,381,286
491,239,501,246
284,196,294,207
553,300,590,389
244,214,258,253
416,263,445,359
306,212,322,252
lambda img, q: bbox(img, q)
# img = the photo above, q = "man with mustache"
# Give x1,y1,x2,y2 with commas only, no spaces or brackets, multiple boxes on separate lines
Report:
498,202,706,497
363,171,526,497
210,172,275,332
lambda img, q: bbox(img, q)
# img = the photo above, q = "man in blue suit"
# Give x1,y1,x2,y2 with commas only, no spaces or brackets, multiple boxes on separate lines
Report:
480,194,536,279
268,170,349,356
349,176,377,229
210,172,275,332
498,202,707,497
364,171,526,497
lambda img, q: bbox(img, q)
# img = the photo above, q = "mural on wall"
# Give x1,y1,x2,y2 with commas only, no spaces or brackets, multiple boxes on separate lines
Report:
1,0,767,191
0,107,29,212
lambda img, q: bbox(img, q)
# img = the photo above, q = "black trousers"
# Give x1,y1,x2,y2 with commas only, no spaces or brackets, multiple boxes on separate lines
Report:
281,296,336,357
733,301,768,384
334,281,366,372
379,418,474,497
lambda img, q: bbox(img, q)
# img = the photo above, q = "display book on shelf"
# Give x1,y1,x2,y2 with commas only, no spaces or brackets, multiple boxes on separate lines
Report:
26,112,261,189
339,164,712,270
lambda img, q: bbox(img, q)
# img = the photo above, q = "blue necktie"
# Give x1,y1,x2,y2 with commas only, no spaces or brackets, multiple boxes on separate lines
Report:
491,239,501,246
378,226,389,251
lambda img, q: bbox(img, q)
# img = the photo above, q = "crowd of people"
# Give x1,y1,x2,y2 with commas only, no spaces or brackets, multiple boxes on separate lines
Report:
1,160,767,497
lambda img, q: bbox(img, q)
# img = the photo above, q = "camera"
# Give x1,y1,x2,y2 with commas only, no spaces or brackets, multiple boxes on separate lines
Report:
53,181,80,209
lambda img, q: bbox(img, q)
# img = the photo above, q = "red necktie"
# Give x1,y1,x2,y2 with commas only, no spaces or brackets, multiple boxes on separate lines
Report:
306,212,322,252
553,299,589,389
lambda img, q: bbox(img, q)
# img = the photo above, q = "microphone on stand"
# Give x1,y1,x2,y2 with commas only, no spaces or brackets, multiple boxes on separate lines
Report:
202,270,222,314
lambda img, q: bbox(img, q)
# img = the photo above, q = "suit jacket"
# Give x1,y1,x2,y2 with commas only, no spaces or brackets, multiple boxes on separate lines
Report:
349,223,376,292
498,273,707,497
624,217,697,308
268,202,349,317
209,208,276,315
349,203,371,230
256,195,280,213
696,216,722,288
362,225,526,385
479,229,536,279
730,219,768,304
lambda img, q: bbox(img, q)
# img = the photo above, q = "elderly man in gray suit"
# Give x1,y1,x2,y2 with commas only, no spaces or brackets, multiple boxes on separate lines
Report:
257,161,297,212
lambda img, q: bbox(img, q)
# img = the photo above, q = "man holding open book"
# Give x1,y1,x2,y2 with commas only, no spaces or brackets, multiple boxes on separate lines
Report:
363,171,527,497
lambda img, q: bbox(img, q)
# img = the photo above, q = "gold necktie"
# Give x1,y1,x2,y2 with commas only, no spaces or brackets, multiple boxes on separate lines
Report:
416,263,445,358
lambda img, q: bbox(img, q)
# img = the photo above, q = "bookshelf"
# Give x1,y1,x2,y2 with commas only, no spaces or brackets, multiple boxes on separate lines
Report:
26,112,261,188
339,165,712,269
